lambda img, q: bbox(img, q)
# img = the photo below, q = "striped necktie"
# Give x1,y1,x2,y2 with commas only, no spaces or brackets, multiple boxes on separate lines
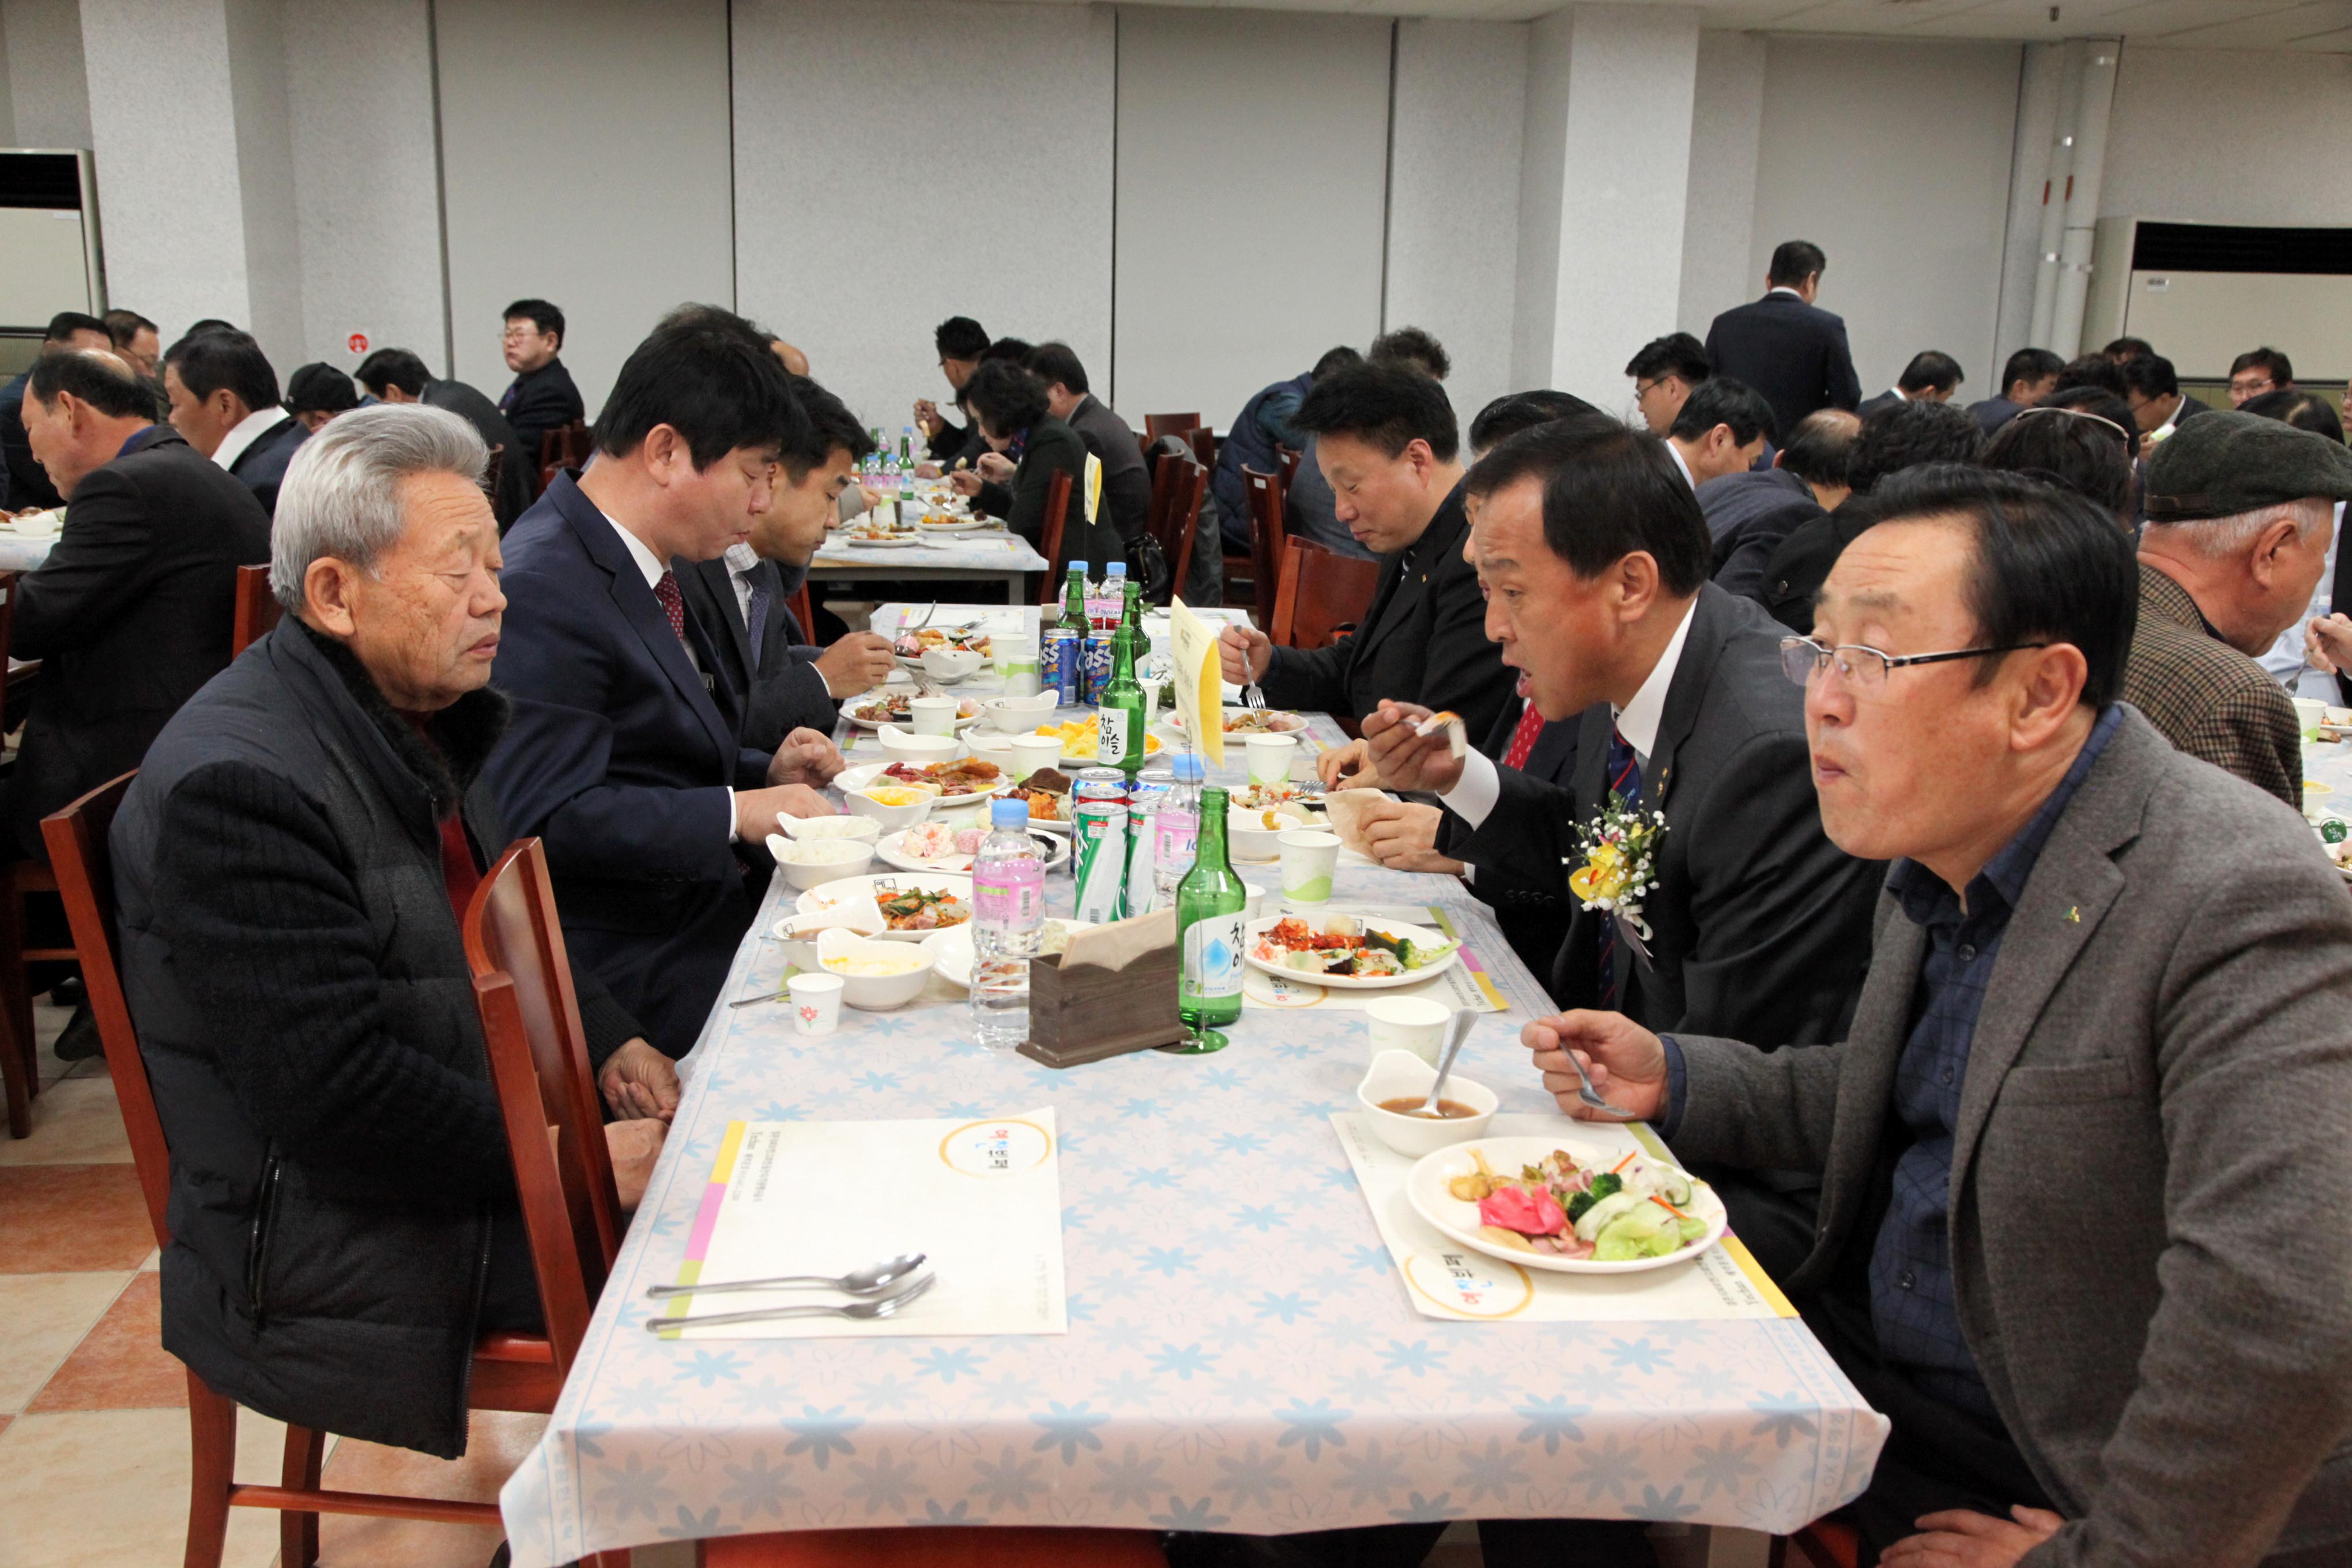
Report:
1596,725,1643,1012
744,575,772,667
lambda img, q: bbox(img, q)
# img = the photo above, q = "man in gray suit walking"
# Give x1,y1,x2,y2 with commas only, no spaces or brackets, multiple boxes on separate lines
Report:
1539,466,2352,1566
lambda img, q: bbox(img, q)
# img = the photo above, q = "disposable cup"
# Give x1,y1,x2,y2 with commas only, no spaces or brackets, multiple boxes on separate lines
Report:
787,973,845,1036
1277,829,1340,906
910,696,958,737
1246,732,1299,785
1007,733,1062,781
2294,696,2326,740
1365,996,1451,1065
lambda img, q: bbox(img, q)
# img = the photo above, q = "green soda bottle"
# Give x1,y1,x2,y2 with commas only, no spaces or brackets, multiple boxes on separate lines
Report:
1172,787,1245,1053
1099,624,1147,784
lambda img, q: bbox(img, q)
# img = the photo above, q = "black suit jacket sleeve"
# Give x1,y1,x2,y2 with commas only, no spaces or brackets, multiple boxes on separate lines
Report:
1825,321,1863,412
1258,628,1356,716
13,463,159,657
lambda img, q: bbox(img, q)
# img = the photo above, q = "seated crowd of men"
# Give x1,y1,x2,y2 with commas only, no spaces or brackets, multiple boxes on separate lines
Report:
7,241,2351,1566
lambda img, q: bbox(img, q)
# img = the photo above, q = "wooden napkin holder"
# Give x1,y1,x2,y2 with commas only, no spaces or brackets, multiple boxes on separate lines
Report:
1017,944,1189,1066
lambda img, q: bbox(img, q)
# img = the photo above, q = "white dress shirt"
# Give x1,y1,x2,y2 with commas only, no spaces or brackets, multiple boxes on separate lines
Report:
1441,598,1698,828
723,541,761,625
1665,441,1696,491
595,507,739,840
210,404,287,472
2259,499,2345,701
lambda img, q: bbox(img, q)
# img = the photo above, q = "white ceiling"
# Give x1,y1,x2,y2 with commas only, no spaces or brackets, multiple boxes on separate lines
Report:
1056,1,2352,53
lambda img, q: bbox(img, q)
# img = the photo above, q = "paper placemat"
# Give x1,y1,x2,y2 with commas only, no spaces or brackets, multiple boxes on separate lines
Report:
1332,1112,1793,1322
1242,904,1507,1013
657,1111,1066,1339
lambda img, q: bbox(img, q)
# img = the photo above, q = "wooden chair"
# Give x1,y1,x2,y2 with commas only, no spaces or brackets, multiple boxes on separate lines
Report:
536,419,591,495
1148,459,1207,609
706,1526,1166,1567
785,578,816,648
1271,538,1378,652
1186,425,1218,472
1277,445,1301,491
1142,413,1200,442
1035,468,1074,607
1241,466,1288,632
231,564,281,658
40,781,624,1568
1771,1520,1860,1568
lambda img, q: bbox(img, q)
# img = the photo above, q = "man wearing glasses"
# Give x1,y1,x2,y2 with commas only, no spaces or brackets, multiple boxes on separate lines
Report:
1528,467,2352,1567
497,297,585,469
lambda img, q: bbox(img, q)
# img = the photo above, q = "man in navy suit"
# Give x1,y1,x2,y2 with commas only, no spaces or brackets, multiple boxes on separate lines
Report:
487,309,845,1058
1704,239,1863,444
163,328,310,518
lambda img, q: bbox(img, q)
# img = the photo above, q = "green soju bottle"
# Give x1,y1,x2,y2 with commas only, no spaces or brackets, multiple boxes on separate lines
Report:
1173,787,1245,1053
1058,562,1088,637
1099,624,1147,785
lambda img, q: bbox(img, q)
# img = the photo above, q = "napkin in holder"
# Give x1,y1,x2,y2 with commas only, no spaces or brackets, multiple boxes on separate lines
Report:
1017,907,1188,1066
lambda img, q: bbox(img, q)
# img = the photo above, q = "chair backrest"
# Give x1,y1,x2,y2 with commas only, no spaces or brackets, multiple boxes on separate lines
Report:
1036,468,1074,606
1153,459,1207,609
537,420,592,493
1143,451,1182,561
1242,466,1287,631
1277,446,1301,490
1187,427,1218,471
231,566,282,658
785,578,815,648
41,772,174,1246
1272,538,1380,652
1143,413,1201,442
462,838,624,1375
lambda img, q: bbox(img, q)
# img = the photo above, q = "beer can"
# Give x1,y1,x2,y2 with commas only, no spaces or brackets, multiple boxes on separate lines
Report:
1081,634,1113,705
1121,785,1163,917
1044,627,1080,706
1072,800,1129,925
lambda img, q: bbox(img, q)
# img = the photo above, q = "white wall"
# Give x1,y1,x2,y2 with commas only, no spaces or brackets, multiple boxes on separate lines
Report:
1748,36,2022,401
224,0,303,365
1510,6,1573,393
2102,45,2352,227
282,0,444,377
3,0,89,149
1114,5,1390,424
1384,17,1527,425
732,0,1113,439
1677,28,1764,340
435,0,734,420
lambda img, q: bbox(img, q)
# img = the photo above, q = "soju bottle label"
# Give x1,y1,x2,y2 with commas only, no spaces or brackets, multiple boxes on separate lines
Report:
1183,914,1246,1000
1098,709,1131,767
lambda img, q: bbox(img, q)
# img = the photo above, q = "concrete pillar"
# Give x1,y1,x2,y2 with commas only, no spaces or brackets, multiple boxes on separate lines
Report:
1992,42,2064,368
1513,2,1702,404
78,0,303,367
2047,38,2119,357
2026,40,2083,352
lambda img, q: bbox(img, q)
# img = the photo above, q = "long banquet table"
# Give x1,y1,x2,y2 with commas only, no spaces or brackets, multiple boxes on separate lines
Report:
497,683,1886,1567
807,523,1049,605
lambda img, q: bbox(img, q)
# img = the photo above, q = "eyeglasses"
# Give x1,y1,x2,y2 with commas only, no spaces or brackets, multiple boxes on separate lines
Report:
1780,635,2048,689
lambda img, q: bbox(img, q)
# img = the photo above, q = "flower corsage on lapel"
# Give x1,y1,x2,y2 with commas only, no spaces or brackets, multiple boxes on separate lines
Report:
1567,793,1667,962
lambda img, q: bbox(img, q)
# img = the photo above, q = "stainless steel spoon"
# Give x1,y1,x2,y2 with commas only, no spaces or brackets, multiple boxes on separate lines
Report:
646,1252,927,1301
647,1273,937,1333
1420,1008,1477,1115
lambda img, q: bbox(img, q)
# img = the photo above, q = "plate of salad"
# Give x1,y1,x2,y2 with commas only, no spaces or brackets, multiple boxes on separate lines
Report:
1404,1136,1725,1273
1242,914,1459,990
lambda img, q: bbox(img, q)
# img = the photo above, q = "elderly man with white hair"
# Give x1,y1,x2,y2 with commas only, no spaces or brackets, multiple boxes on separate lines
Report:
109,405,670,1462
2124,409,2352,807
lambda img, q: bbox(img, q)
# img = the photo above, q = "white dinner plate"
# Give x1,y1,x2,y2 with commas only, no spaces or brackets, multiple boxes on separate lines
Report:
794,872,975,941
842,697,988,731
1241,914,1459,990
921,917,1094,989
835,532,921,549
915,515,989,534
1404,1136,1726,1275
1165,706,1310,737
836,761,1000,809
987,786,1073,834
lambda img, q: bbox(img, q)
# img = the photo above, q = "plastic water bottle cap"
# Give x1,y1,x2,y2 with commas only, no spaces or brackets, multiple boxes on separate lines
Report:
991,798,1030,829
1068,560,1087,574
1171,753,1207,783
1106,561,1126,576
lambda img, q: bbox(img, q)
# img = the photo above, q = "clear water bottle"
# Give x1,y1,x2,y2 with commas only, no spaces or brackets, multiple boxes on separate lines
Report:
1154,752,1205,909
970,798,1045,1049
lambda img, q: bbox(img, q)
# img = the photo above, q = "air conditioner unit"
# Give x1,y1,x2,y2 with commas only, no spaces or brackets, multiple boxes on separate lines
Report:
2085,218,2351,382
0,149,105,335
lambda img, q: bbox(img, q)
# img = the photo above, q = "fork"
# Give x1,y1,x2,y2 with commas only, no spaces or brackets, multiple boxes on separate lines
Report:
1241,682,1267,714
1561,1047,1639,1119
647,1273,937,1333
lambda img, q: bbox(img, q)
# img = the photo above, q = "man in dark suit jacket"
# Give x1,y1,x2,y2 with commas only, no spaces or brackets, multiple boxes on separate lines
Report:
2121,352,2215,447
1856,350,1964,421
485,311,845,1058
1216,363,1515,746
676,374,896,753
950,361,1114,579
1705,407,1859,600
1366,419,1880,1051
161,327,308,517
1704,240,1863,444
356,348,535,527
497,297,586,465
1,311,112,511
1028,342,1151,554
1966,346,2064,438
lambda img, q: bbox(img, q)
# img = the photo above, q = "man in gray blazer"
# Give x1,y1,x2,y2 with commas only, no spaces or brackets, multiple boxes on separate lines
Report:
1539,466,2352,1566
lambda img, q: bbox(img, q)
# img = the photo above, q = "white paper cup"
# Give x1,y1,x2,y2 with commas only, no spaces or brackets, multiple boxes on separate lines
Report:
1246,732,1299,785
1365,996,1451,1065
1241,880,1268,921
1277,829,1340,906
787,972,845,1036
2294,696,2326,740
910,696,958,738
1007,733,1062,780
995,635,1040,690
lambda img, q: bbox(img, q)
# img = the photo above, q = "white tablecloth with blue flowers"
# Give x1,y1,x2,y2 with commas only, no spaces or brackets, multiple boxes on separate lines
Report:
497,713,1887,1566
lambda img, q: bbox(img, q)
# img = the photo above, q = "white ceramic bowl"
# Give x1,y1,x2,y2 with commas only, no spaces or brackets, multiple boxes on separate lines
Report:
921,646,985,681
768,836,876,891
877,729,962,767
845,783,938,832
988,692,1060,733
1356,1049,1498,1156
1228,804,1312,864
813,930,935,1011
778,813,881,844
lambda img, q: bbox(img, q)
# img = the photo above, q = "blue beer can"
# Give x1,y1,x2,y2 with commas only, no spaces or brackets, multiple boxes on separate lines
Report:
1044,628,1080,706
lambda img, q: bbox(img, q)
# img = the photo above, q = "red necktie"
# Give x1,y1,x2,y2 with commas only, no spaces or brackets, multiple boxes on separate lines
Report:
653,570,688,644
1502,698,1545,770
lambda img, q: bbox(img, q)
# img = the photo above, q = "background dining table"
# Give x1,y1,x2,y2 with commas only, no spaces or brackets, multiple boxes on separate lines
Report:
808,521,1049,606
495,666,1888,1568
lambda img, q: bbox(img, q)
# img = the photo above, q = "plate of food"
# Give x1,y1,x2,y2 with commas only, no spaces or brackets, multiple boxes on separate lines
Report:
839,523,920,547
1036,716,1166,766
794,873,974,940
1166,706,1311,737
1243,913,1458,989
992,766,1074,832
1232,781,1321,812
1404,1136,1725,1274
915,511,989,533
845,690,987,729
920,917,1092,988
840,757,1004,807
891,623,993,658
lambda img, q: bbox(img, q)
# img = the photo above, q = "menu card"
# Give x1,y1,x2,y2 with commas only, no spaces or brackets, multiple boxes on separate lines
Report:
1167,597,1226,769
1333,1113,1792,1322
655,1111,1066,1340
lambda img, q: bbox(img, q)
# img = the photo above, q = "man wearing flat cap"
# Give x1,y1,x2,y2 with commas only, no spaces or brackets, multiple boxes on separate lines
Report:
2125,409,2352,807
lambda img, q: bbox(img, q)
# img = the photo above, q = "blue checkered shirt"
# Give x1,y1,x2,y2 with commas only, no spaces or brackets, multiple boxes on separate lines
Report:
1872,703,2123,1424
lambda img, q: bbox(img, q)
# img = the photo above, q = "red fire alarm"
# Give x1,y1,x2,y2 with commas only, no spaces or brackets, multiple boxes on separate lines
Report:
348,332,370,355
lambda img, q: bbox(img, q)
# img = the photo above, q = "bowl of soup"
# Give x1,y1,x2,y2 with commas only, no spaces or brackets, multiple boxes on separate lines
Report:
814,931,936,1010
845,783,938,831
1356,1049,1497,1156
